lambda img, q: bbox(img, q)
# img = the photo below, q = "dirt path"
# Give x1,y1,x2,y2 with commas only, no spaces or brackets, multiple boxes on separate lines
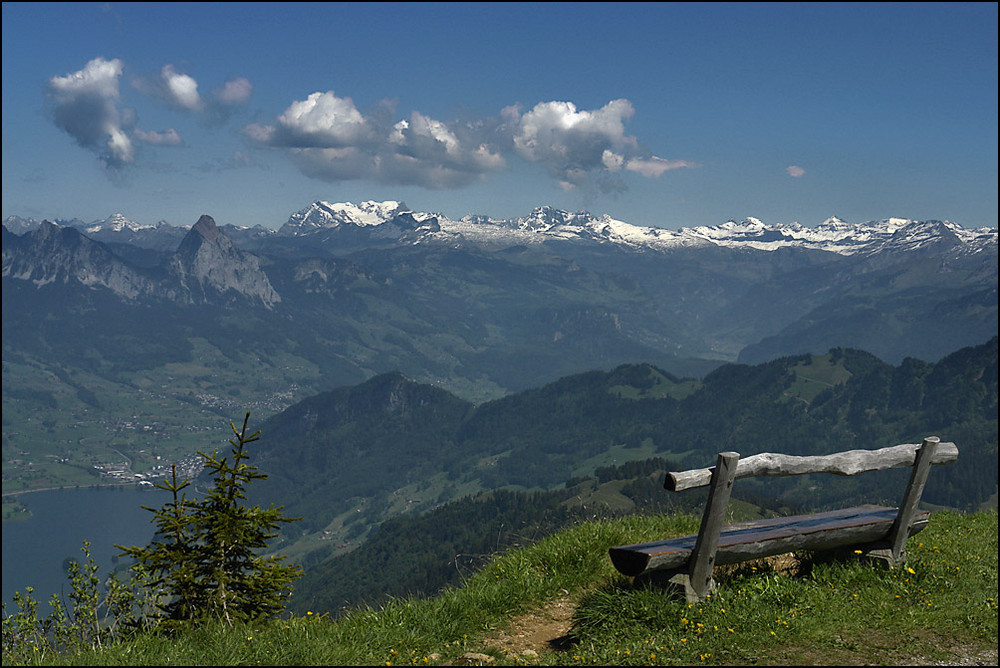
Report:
481,591,577,661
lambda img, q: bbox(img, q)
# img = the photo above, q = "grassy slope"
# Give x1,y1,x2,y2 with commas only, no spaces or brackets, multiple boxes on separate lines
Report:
25,510,998,666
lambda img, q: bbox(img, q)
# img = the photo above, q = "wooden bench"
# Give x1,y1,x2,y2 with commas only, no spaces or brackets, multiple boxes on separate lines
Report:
609,437,958,602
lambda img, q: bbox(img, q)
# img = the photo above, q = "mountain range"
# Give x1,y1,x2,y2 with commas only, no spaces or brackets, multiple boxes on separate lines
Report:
6,201,997,255
4,201,996,366
2,201,997,495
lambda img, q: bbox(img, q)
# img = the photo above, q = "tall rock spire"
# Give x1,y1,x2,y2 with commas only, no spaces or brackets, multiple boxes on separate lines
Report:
170,215,281,307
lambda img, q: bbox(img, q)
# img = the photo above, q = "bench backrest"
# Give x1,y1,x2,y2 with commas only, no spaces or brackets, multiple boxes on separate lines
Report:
664,439,959,492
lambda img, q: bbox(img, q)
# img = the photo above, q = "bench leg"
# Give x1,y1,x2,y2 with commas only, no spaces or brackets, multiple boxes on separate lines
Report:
680,452,740,602
867,437,940,567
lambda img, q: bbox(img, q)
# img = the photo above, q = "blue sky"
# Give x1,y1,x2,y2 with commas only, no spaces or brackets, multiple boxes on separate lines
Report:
2,2,997,230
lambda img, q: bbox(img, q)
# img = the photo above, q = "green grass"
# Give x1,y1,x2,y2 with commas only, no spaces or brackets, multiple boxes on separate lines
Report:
9,511,996,666
608,378,702,401
782,353,853,404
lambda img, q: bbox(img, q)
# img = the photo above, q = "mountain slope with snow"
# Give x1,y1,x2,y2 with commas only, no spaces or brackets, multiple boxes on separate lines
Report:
273,202,997,258
3,200,995,377
8,202,995,259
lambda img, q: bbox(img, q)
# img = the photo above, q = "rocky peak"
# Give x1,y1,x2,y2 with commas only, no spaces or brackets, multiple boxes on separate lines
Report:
176,214,230,260
2,220,155,298
191,214,222,242
170,215,280,307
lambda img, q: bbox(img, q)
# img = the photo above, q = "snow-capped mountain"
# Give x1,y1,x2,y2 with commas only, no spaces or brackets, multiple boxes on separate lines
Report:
83,213,159,235
3,200,995,400
2,215,87,235
278,200,422,236
274,201,997,259
8,202,996,259
662,216,996,257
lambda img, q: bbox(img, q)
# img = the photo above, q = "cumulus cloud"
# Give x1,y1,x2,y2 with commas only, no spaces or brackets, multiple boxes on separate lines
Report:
47,58,256,174
786,165,806,178
131,64,203,112
161,65,202,111
48,56,689,193
132,67,251,123
512,99,639,174
249,92,508,189
253,90,375,148
46,57,135,169
249,93,691,192
391,112,505,176
508,99,693,192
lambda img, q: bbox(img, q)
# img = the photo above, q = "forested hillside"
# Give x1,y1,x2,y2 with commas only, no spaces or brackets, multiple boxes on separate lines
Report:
245,338,997,613
254,338,997,522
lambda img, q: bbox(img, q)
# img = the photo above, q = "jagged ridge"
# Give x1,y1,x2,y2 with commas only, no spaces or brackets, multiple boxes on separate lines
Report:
6,202,996,258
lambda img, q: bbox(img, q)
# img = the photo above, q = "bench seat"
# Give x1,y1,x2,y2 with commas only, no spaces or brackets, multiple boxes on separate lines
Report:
609,504,930,577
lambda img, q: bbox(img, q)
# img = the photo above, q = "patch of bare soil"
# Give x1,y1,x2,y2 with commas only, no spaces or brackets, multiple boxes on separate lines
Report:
481,590,577,662
905,646,998,666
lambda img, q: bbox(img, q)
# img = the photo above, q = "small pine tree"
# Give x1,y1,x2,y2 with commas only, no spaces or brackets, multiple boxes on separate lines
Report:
119,412,301,626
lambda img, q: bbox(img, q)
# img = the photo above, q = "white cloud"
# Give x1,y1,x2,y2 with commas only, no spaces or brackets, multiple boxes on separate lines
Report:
509,99,693,190
625,156,696,178
512,99,638,170
250,92,507,189
45,51,694,195
132,66,251,123
786,165,806,178
131,64,203,112
135,128,184,146
251,94,694,191
106,127,135,165
602,150,625,172
268,90,374,148
393,111,506,174
160,65,202,112
213,77,252,106
46,57,135,169
47,58,254,176
203,77,253,124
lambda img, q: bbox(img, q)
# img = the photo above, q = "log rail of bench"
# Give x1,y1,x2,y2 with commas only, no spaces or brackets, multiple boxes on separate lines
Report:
665,441,959,492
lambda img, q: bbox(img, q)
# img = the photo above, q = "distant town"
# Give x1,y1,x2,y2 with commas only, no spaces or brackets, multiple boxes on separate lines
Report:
92,451,204,487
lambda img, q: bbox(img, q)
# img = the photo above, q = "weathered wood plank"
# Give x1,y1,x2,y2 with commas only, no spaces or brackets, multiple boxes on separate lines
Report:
884,437,939,563
686,452,739,598
665,441,958,492
609,505,931,577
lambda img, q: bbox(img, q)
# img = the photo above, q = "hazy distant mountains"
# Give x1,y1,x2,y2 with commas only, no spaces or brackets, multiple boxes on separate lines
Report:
6,200,997,256
2,215,279,307
3,202,997,399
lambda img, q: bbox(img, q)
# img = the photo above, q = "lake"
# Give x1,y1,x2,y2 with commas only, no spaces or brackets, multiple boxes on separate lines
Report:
3,486,160,612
